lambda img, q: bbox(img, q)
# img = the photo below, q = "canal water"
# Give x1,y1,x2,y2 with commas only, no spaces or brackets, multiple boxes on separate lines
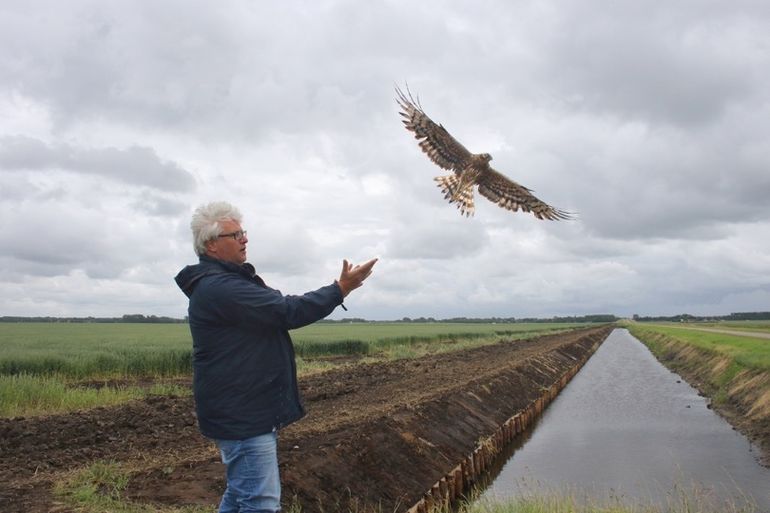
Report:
479,328,770,511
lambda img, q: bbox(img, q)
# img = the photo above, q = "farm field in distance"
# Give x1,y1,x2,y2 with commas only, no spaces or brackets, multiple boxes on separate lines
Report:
654,320,770,333
0,320,584,359
0,321,587,417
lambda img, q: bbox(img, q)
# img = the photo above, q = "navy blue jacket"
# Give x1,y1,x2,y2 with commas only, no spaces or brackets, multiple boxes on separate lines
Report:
174,255,343,440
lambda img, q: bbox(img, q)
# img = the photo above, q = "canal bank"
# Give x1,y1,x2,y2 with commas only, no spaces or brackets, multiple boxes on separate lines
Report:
405,328,609,513
478,328,770,512
628,323,770,467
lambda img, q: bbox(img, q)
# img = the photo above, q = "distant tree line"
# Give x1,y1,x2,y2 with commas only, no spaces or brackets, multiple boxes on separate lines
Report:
632,311,770,322
3,314,617,324
320,314,619,324
0,314,188,323
4,311,768,324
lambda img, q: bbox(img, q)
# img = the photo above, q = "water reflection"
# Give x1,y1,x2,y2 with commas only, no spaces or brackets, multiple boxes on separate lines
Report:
479,328,770,511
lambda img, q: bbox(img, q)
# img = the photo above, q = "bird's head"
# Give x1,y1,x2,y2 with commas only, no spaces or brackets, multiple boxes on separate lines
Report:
480,153,492,162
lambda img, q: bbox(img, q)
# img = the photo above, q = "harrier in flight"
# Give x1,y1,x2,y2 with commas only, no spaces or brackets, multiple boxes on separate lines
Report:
396,86,573,220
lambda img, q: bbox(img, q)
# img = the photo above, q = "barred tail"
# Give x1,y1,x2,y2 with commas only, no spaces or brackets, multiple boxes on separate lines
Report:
435,175,475,217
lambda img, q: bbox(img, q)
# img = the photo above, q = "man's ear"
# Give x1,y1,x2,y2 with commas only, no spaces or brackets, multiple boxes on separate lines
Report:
204,239,218,256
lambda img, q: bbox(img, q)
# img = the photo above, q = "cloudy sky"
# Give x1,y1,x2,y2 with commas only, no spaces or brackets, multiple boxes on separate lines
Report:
1,1,769,320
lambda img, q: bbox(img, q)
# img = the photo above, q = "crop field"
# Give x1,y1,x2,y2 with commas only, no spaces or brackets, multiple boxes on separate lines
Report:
0,321,580,378
0,321,586,418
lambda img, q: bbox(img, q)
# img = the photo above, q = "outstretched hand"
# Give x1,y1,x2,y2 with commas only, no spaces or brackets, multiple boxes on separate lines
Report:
336,258,378,297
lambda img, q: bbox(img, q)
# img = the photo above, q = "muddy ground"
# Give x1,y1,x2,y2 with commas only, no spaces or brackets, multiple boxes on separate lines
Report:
2,326,613,512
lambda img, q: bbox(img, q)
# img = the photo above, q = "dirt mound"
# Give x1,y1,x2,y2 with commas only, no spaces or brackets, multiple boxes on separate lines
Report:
0,326,613,513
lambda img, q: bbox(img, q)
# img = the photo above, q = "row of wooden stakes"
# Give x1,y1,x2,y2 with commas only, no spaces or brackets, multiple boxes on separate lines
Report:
406,346,599,513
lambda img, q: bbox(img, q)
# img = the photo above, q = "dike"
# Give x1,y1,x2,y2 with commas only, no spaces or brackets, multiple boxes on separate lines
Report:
276,326,614,512
628,326,770,467
400,325,612,512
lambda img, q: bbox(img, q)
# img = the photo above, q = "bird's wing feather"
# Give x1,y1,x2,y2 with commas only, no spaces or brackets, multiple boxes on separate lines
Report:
477,167,573,220
396,86,472,174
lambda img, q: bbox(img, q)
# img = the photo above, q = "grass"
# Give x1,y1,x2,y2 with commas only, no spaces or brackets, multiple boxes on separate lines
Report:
624,323,770,371
461,490,758,513
0,321,588,417
679,321,770,333
622,320,770,420
0,322,580,378
455,477,760,513
292,323,578,358
0,323,194,378
55,461,213,513
0,374,189,417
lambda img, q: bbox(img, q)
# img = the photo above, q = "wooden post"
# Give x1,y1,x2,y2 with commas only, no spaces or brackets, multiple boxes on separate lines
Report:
439,477,449,506
453,465,463,499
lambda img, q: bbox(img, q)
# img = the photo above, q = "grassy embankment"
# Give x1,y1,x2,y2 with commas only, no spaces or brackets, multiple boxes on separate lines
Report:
0,321,580,417
621,320,770,452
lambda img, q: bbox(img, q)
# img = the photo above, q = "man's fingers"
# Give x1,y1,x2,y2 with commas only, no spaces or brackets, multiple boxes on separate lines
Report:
340,258,377,282
358,258,378,272
341,259,350,276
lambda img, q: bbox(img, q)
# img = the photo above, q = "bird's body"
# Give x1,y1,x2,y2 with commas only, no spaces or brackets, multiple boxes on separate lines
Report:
396,86,572,220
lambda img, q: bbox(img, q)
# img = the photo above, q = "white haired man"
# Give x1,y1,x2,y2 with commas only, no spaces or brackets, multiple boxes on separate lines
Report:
175,201,377,512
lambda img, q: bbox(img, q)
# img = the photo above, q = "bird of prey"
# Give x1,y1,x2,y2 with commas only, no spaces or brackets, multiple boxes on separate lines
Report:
396,86,573,220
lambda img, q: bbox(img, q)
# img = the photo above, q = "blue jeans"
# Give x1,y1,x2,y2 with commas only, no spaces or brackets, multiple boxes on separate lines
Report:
215,431,281,513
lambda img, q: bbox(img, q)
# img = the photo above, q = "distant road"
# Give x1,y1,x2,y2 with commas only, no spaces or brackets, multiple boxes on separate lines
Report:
648,324,770,340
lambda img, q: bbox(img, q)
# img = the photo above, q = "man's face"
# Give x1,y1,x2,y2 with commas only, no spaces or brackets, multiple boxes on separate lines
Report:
204,219,248,265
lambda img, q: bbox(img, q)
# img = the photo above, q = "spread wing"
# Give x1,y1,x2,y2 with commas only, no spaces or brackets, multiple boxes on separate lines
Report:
396,86,472,174
477,167,573,220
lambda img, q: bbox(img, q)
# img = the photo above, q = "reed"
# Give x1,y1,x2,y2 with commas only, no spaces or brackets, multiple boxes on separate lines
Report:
0,374,189,417
461,480,759,513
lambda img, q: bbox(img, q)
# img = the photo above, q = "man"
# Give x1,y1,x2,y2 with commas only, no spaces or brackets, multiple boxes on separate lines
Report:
174,201,377,512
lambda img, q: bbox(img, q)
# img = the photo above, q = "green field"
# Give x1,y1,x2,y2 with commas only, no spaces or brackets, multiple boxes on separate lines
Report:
0,321,589,417
703,320,770,332
642,320,770,334
625,322,770,371
0,321,582,378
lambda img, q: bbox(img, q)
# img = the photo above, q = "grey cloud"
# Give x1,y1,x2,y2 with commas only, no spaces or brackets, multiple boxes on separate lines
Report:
387,219,490,260
247,222,322,276
131,191,189,217
536,2,760,128
0,136,196,192
1,1,770,319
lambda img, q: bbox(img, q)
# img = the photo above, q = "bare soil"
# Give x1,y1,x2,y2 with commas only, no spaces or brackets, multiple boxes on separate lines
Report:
1,326,614,513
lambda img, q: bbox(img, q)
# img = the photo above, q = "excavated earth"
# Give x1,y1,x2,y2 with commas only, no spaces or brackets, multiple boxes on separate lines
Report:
0,326,613,513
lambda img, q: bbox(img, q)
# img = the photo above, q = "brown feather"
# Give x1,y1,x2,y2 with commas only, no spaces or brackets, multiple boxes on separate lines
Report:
396,86,472,174
477,168,573,220
396,86,574,220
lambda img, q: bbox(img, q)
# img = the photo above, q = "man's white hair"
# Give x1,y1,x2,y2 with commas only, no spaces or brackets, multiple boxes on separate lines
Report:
190,201,243,256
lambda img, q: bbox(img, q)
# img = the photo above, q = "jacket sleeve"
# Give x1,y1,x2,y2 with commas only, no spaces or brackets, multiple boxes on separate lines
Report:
205,274,344,330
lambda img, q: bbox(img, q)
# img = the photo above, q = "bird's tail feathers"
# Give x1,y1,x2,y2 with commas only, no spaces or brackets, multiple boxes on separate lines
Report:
435,175,475,217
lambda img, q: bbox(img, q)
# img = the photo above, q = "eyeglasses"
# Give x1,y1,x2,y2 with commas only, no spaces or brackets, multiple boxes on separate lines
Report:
217,230,248,241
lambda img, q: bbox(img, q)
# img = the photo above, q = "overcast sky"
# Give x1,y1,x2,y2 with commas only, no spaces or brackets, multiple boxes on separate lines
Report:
1,1,769,320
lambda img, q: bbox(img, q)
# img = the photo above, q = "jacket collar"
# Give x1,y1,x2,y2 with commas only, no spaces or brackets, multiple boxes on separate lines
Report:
175,256,264,297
